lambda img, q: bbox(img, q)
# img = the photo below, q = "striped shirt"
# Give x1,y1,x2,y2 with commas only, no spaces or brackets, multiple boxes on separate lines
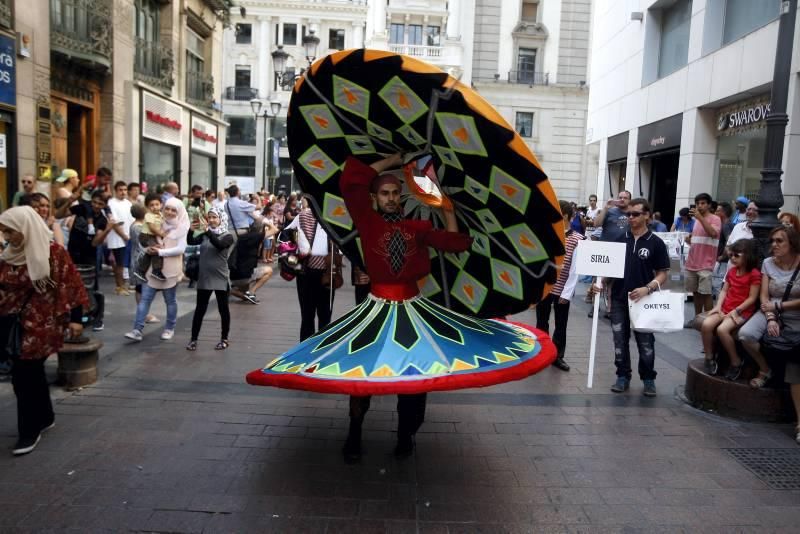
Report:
552,229,585,296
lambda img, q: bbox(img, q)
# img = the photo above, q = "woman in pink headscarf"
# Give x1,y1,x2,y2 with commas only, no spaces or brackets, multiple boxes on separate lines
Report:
124,197,189,342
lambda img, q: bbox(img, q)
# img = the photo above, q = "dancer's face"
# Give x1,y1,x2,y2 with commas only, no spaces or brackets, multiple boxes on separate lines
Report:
374,183,401,214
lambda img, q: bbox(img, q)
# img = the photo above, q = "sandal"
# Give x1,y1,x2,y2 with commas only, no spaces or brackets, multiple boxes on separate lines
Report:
724,362,744,382
749,370,772,389
215,340,229,351
186,341,197,351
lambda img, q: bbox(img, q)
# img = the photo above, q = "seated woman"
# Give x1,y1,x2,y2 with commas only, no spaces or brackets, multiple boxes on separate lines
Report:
700,238,760,379
738,227,800,442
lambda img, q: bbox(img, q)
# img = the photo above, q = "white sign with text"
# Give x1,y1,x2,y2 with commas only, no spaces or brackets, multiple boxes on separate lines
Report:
575,240,626,278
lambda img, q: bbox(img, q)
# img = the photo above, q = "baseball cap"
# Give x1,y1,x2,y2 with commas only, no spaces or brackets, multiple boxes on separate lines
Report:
735,196,749,205
56,168,78,183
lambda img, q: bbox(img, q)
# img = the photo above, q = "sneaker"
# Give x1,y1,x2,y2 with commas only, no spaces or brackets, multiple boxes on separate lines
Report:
244,291,260,303
115,286,131,296
610,377,630,393
12,434,41,456
41,421,55,433
703,358,718,376
133,271,147,283
160,330,174,341
243,292,259,305
150,271,167,282
587,309,594,318
643,379,657,397
92,322,104,332
724,362,744,382
124,330,143,342
552,357,570,372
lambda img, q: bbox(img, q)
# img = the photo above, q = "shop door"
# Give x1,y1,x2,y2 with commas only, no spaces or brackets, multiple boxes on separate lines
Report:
648,152,680,224
51,96,96,179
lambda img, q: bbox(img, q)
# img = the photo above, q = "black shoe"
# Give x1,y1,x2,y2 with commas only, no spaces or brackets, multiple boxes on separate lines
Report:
12,434,41,456
552,357,570,372
342,435,362,464
133,271,148,283
394,434,415,459
724,362,744,382
703,358,718,376
243,292,259,305
587,310,594,318
610,377,630,393
150,270,167,282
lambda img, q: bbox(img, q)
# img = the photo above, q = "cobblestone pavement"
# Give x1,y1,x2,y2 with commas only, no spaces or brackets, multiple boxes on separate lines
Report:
1,273,799,533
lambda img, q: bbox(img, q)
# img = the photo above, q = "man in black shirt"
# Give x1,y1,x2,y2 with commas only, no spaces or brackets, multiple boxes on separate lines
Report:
67,191,116,330
593,198,670,397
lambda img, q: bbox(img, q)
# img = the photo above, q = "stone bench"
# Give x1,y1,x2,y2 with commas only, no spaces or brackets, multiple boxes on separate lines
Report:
57,338,103,390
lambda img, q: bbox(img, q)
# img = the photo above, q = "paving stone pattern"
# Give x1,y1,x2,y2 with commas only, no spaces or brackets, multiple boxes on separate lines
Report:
1,276,799,532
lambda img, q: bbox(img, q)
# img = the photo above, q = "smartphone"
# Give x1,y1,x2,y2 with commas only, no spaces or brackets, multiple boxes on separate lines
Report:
689,204,695,209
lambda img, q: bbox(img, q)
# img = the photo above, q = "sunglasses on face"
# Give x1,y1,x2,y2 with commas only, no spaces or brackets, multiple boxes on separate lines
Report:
626,211,644,218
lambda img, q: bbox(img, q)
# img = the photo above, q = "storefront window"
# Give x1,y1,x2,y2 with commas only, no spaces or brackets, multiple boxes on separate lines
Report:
715,129,766,204
723,0,779,45
191,152,215,191
142,139,177,193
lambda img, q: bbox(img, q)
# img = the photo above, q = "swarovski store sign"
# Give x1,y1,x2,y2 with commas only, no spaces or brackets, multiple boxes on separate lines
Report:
716,95,770,137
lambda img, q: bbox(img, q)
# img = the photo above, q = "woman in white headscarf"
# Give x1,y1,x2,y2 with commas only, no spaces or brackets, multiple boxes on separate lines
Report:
186,206,234,351
124,197,189,342
0,206,88,455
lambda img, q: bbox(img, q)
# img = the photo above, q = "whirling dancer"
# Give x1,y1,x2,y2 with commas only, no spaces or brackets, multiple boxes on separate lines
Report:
248,152,556,460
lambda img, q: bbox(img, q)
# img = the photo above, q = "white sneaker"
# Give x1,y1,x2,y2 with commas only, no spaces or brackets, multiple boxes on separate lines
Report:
124,330,143,342
160,330,174,340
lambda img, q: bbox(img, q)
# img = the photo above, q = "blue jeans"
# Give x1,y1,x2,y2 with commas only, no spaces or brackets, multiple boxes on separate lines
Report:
134,284,177,332
610,297,657,381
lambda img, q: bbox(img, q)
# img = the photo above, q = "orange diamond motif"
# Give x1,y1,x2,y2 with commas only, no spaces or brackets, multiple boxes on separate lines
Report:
453,127,469,143
499,271,513,286
309,159,326,170
500,184,517,197
463,284,475,301
312,115,329,129
332,206,346,217
519,234,535,249
398,92,411,109
343,87,358,104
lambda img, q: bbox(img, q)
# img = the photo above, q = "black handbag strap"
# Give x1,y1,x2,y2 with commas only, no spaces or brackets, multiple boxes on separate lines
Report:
781,261,800,302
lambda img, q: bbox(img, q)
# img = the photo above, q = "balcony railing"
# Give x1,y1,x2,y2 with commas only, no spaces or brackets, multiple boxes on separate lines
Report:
134,37,174,90
50,0,112,71
507,70,549,86
225,87,259,101
186,70,215,109
388,44,442,59
0,0,12,29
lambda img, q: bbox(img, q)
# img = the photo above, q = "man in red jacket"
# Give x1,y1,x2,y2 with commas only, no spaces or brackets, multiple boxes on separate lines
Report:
340,153,471,462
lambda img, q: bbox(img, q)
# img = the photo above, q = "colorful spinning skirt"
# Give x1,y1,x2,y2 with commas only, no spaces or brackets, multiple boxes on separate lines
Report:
246,294,556,395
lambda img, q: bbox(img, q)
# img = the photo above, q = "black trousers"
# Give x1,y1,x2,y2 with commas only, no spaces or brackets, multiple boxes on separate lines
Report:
535,293,571,357
354,283,371,306
349,394,427,438
11,359,54,440
296,269,335,341
191,289,231,341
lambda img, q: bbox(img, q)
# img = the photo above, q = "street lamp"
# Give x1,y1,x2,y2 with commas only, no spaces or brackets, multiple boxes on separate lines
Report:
272,30,321,88
751,0,797,257
250,98,282,192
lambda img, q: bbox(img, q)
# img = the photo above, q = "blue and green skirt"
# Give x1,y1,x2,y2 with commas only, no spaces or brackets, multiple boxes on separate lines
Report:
247,294,556,395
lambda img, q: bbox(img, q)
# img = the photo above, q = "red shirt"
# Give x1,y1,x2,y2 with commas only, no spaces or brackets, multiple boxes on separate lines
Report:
721,266,761,318
340,157,472,300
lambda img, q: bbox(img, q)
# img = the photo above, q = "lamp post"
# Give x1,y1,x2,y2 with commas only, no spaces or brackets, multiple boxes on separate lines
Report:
250,98,282,192
272,30,321,89
752,0,797,257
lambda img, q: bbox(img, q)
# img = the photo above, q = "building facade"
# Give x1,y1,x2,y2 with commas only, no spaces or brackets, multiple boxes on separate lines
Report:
587,0,799,223
1,0,229,207
469,0,596,203
222,0,367,194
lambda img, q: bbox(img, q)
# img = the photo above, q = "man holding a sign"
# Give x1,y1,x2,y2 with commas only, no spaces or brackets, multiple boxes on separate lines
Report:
591,198,670,396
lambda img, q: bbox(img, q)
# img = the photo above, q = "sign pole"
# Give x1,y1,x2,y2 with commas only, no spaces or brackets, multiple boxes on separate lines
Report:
586,281,602,388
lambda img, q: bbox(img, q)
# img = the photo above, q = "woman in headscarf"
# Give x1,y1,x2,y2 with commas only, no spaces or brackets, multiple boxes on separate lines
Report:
186,206,235,351
124,197,189,342
0,206,88,455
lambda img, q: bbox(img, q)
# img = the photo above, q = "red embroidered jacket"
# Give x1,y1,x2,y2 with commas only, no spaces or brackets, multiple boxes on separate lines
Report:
340,157,472,300
0,243,89,360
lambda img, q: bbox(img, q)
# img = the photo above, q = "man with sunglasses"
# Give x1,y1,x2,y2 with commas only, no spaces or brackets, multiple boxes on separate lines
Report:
11,174,36,207
592,198,670,397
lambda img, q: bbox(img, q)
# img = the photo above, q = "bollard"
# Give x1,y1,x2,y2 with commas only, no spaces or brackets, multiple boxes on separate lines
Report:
57,338,103,390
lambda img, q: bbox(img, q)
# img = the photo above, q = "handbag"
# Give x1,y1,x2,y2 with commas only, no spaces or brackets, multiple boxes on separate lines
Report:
321,243,344,290
0,291,34,364
628,283,685,333
761,263,800,355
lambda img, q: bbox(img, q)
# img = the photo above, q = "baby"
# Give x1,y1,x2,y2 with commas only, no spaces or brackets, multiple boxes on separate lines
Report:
135,193,168,281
